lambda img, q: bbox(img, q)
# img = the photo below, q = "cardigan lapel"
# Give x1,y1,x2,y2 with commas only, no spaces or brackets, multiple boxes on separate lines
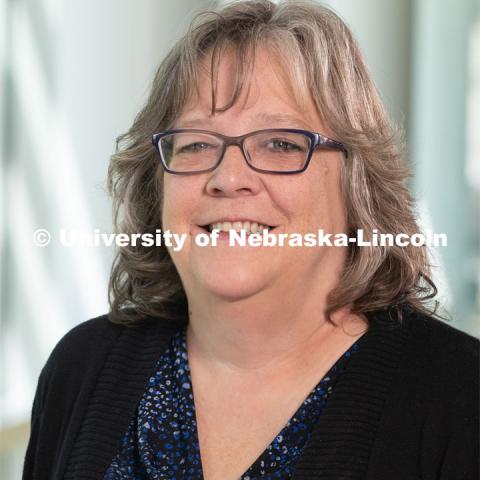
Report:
291,308,411,479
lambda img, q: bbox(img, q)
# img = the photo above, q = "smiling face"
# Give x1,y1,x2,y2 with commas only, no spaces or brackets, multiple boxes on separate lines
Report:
161,46,348,303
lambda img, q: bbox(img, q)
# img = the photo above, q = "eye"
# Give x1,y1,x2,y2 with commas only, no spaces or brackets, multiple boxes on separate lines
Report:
177,142,216,153
267,139,305,152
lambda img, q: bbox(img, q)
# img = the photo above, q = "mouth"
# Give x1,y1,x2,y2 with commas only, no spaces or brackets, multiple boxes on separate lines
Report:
197,220,277,235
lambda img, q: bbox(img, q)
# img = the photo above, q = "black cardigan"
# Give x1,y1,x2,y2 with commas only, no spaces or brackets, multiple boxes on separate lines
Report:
22,307,479,480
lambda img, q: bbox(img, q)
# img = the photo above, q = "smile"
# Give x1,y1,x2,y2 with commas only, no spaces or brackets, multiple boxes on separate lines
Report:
196,217,278,235
206,221,274,234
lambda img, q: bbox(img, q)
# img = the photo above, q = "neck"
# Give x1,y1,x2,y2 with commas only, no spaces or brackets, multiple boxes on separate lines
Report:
185,276,367,377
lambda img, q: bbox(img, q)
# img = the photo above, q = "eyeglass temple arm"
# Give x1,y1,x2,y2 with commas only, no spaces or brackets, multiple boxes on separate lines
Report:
314,134,348,158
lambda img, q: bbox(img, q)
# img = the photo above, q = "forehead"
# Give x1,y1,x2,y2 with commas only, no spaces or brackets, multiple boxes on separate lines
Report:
175,45,324,131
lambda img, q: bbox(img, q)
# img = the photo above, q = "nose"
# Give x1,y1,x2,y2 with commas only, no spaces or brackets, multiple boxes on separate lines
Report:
205,143,263,197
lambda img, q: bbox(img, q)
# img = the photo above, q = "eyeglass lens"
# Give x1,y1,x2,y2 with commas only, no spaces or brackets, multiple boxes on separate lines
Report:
159,131,312,173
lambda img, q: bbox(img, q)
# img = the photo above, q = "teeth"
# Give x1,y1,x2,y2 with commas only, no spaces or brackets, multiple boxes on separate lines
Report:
207,221,272,234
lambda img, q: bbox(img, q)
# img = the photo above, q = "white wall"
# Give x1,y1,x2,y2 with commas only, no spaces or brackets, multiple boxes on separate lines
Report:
324,0,412,127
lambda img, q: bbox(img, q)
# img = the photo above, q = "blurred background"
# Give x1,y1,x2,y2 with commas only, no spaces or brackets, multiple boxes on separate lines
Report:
0,0,479,477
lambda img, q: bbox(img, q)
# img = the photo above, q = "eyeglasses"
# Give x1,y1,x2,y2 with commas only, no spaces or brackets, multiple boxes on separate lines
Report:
152,128,348,175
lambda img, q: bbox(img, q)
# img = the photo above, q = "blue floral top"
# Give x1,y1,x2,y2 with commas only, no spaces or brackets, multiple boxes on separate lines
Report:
104,325,358,479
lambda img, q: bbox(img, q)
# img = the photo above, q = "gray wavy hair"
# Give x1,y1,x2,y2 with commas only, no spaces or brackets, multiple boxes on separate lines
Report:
107,0,439,325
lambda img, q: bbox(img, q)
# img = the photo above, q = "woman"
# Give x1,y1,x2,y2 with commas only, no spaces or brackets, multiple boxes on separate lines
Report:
23,1,478,479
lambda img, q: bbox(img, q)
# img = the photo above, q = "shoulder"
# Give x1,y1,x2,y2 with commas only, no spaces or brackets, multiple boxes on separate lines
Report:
368,306,478,400
399,311,479,473
370,306,478,366
42,312,186,386
365,310,479,477
45,313,122,370
370,307,479,431
48,312,185,364
34,312,186,414
387,307,479,404
401,308,479,368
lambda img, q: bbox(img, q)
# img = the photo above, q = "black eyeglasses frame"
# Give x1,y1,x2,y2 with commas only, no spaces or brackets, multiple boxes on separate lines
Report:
151,128,348,175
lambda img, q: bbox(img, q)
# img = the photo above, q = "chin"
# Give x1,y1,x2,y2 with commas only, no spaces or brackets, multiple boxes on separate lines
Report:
192,262,272,301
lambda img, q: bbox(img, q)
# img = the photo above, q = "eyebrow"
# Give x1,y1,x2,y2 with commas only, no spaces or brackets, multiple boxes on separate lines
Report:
175,112,312,130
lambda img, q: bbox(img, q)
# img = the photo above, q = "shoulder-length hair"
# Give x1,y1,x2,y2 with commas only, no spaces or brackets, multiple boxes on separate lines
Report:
107,0,439,325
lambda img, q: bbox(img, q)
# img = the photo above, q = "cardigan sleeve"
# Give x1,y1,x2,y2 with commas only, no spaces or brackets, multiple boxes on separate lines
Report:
418,320,479,480
22,357,55,480
365,314,479,480
437,332,479,479
21,314,119,480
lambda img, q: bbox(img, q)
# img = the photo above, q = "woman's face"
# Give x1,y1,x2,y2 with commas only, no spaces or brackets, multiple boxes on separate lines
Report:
162,47,348,302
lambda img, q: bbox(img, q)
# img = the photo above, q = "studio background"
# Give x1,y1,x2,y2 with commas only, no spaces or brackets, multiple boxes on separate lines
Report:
1,0,479,477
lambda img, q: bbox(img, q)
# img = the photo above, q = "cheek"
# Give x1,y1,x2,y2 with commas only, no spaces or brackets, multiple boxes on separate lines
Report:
162,178,189,231
278,167,330,219
279,160,344,230
314,161,346,232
